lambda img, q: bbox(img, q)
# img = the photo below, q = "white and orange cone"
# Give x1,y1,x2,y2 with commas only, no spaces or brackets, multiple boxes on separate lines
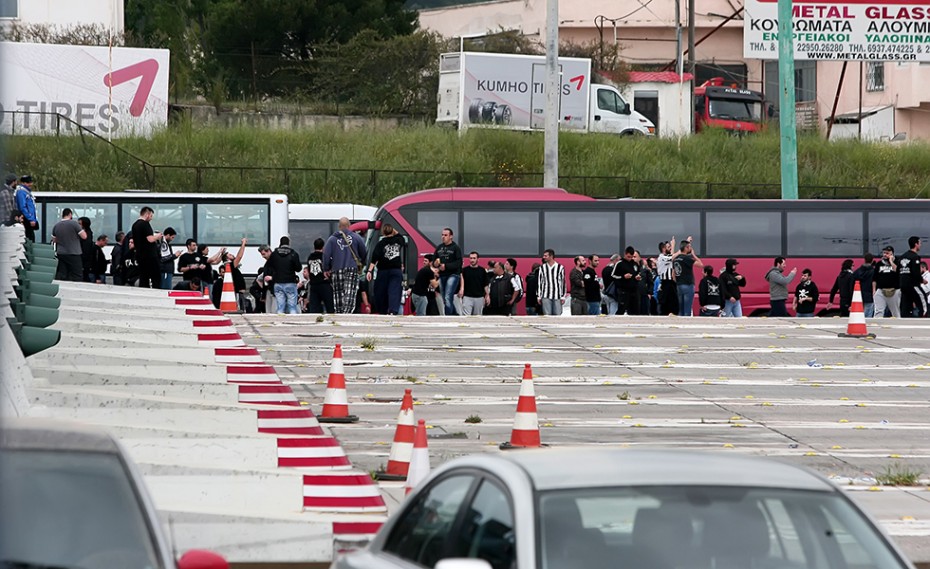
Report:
318,344,359,423
376,388,416,480
839,282,876,339
500,363,543,450
219,262,240,313
404,419,431,496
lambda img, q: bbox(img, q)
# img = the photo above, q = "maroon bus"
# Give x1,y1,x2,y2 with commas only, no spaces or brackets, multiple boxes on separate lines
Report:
353,187,930,316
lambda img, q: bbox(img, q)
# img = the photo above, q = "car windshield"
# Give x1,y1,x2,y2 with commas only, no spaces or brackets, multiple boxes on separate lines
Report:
538,486,907,569
0,449,163,569
708,98,762,121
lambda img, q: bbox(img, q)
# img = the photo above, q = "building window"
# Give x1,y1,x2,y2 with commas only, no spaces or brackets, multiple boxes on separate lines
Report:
0,0,17,18
764,60,818,110
866,62,885,92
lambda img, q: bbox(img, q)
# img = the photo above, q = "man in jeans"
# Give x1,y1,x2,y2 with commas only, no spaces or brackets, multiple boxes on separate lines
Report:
434,227,463,315
673,238,703,317
411,255,440,316
537,249,565,315
266,236,302,314
765,256,797,317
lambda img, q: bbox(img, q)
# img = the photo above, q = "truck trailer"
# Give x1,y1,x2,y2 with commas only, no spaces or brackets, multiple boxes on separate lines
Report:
437,51,655,136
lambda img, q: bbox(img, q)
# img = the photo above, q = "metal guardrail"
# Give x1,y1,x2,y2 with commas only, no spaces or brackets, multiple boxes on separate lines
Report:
4,110,881,202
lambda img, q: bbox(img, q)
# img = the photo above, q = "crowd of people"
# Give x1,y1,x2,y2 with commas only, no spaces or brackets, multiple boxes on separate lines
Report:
8,190,927,318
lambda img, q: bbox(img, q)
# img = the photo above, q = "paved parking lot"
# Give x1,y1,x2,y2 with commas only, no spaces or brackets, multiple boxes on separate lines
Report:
237,313,930,561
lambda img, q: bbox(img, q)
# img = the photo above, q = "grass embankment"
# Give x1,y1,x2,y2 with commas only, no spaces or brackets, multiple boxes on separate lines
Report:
6,123,930,204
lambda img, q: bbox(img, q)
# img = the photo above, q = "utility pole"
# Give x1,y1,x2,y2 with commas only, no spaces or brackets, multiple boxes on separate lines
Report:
687,0,695,74
543,0,559,188
777,0,798,200
675,0,683,76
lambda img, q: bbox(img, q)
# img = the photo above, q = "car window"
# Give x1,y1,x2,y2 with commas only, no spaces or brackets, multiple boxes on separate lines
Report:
448,479,515,569
0,449,163,569
382,474,476,568
538,487,908,569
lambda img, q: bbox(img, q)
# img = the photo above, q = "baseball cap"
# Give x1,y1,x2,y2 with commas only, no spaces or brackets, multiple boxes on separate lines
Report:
19,175,33,184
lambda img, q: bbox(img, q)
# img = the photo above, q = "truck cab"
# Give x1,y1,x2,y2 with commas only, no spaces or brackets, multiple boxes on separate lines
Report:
588,84,656,136
694,78,764,134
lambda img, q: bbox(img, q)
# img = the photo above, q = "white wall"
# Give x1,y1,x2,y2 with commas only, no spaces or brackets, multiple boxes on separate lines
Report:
5,0,124,34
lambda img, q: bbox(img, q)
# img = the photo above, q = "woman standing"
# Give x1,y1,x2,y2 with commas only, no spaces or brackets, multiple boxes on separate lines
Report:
366,223,406,315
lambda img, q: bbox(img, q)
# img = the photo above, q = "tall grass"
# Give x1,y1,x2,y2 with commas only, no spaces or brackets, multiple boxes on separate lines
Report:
5,123,930,204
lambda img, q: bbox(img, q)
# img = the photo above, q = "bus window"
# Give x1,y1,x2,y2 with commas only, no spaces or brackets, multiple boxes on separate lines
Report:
868,213,930,253
45,201,118,243
198,203,269,244
544,211,620,256
122,203,193,241
787,212,863,256
463,211,539,256
415,210,459,246
705,211,781,257
290,220,333,261
623,212,701,254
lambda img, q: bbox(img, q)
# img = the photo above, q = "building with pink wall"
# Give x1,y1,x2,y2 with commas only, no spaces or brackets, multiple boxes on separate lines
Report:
419,0,930,140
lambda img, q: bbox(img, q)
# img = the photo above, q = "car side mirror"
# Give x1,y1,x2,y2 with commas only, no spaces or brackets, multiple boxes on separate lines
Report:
178,549,229,569
621,102,631,115
436,559,494,569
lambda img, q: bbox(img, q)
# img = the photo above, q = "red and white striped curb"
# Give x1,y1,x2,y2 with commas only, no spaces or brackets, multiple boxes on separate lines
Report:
303,473,387,513
277,437,351,469
186,308,226,318
257,409,325,436
238,384,299,406
168,291,202,298
227,365,281,384
175,298,214,306
198,333,245,347
333,522,385,542
215,347,264,364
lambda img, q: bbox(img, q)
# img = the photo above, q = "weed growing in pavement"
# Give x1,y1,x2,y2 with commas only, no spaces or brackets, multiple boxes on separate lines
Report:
315,315,325,323
360,337,377,351
875,463,923,486
617,391,631,400
392,374,418,382
465,414,482,424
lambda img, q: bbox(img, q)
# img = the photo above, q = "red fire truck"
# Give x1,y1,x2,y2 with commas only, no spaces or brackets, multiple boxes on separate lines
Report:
694,78,765,134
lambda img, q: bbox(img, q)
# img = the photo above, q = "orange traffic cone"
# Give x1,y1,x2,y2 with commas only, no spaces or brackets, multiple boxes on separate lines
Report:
500,364,543,450
839,282,876,339
404,419,431,496
219,263,240,313
318,344,359,423
376,389,416,480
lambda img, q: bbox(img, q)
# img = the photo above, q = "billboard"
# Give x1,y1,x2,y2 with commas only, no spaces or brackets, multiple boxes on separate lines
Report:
0,42,170,137
460,52,591,131
744,0,930,61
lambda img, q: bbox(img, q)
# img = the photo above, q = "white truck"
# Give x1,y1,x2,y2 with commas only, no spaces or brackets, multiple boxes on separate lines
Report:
437,51,655,136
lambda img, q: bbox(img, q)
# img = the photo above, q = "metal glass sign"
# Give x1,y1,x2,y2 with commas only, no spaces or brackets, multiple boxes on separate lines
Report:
744,0,930,61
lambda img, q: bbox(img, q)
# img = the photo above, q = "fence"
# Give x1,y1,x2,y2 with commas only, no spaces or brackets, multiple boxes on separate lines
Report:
4,110,881,204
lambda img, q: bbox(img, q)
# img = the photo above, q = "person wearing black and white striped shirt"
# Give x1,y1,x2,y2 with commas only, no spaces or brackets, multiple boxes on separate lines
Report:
656,237,681,316
537,249,566,315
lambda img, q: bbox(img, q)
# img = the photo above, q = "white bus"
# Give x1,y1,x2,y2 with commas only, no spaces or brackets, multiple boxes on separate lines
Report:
288,203,377,261
34,191,289,275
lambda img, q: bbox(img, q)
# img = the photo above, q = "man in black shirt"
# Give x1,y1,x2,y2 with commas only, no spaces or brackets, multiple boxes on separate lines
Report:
612,247,642,315
486,261,517,316
873,246,900,318
525,263,541,316
458,251,489,316
411,254,440,316
306,238,335,314
131,206,162,289
899,236,924,317
673,239,704,317
793,269,820,317
583,255,602,315
434,228,463,315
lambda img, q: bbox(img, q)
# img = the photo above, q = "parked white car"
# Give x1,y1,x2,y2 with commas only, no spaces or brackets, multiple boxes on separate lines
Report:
333,448,914,569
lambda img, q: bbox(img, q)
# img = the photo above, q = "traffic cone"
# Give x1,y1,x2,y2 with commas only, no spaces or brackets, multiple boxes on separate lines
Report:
839,282,876,339
500,363,543,450
219,263,240,313
405,419,431,496
318,344,359,423
375,389,416,480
